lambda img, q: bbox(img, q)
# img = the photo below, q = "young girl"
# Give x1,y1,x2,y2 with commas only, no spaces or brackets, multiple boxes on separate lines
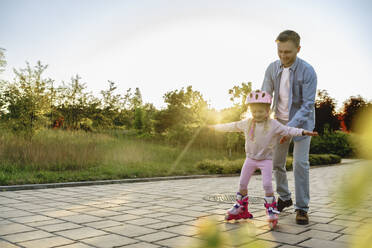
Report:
210,90,317,228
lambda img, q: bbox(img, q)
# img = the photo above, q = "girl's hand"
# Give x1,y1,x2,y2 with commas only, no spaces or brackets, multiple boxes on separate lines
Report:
303,130,318,136
279,136,289,144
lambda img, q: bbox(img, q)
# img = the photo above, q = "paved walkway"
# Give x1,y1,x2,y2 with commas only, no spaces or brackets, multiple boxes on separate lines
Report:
0,160,370,248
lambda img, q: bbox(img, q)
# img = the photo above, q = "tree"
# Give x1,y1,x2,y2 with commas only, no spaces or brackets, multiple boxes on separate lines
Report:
57,75,93,129
99,80,122,128
341,95,369,132
134,107,143,131
314,90,340,133
154,86,207,145
1,61,53,138
0,48,6,74
228,82,252,120
162,86,208,129
228,82,252,107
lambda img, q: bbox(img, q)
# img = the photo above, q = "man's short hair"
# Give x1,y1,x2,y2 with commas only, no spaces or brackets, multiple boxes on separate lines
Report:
276,30,300,47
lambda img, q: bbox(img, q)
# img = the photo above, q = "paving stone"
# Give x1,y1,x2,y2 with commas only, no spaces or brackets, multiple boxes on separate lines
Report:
156,214,196,223
125,217,162,226
0,239,23,248
27,219,66,227
0,223,35,236
310,223,345,232
300,229,341,240
243,239,280,248
9,214,53,224
123,209,154,215
107,214,141,222
56,243,95,248
146,221,180,229
80,234,137,247
299,238,348,248
42,210,78,218
334,214,364,221
310,211,338,218
59,214,104,224
136,231,179,242
83,220,122,229
256,231,308,245
329,219,361,227
18,236,75,248
334,234,353,243
307,216,333,224
163,224,200,236
38,222,82,232
142,212,169,218
103,224,157,238
83,209,121,217
2,230,54,243
56,227,108,240
276,245,301,248
155,235,200,248
0,209,34,218
119,242,161,248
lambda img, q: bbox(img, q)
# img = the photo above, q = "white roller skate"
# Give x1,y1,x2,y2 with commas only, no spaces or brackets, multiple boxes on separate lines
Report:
225,192,253,221
264,196,280,229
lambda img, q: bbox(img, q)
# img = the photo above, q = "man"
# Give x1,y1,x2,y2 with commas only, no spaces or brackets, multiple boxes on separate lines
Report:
261,30,317,225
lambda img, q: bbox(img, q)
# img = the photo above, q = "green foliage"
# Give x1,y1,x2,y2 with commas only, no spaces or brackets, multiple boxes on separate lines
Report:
134,107,144,130
196,158,245,174
56,74,93,129
197,154,341,174
341,95,371,132
310,130,354,157
0,47,6,74
228,82,252,107
0,129,230,185
315,89,340,134
0,62,53,139
285,154,341,170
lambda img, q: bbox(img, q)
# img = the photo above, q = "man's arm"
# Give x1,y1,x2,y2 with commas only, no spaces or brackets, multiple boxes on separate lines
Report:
287,67,317,128
261,64,274,96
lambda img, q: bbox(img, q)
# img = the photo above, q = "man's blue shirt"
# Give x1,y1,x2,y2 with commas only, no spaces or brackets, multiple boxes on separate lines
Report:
262,57,317,141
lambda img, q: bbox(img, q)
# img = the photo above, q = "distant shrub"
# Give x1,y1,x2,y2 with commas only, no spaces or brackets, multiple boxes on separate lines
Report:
197,154,341,174
196,158,245,174
285,154,341,170
309,131,354,157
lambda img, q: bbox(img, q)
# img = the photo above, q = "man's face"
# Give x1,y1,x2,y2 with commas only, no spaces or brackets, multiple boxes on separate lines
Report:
277,41,300,68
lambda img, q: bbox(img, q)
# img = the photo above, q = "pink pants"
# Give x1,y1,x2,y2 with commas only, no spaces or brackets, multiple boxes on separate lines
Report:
239,157,273,194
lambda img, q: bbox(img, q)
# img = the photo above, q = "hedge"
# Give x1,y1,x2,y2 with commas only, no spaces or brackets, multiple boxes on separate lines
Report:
196,154,341,174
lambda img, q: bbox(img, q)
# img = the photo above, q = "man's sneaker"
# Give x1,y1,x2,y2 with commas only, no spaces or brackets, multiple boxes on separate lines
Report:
295,209,309,225
277,198,293,212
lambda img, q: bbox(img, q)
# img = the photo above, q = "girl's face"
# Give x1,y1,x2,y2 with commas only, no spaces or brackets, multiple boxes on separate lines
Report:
250,104,270,122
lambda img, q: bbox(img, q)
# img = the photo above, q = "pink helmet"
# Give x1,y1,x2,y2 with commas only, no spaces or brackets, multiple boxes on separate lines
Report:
246,90,272,105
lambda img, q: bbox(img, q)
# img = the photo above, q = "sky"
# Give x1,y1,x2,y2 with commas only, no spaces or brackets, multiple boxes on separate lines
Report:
1,0,372,110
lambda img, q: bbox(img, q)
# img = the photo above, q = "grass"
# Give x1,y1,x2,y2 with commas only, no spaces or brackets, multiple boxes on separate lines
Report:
0,129,244,185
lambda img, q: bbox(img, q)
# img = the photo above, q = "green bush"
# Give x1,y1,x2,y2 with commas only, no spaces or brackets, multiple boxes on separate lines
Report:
309,131,354,157
197,154,341,174
196,158,245,174
285,154,341,170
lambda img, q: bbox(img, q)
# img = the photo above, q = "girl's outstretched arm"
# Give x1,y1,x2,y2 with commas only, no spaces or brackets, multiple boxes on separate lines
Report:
209,119,248,132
